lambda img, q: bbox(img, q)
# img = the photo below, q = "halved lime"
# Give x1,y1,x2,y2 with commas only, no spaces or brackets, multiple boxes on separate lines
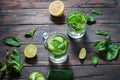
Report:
79,48,86,59
24,44,37,58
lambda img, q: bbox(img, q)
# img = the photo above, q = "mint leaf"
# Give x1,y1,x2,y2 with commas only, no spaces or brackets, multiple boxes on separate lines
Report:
94,40,108,52
87,16,96,24
106,44,120,60
95,30,108,36
92,54,99,66
25,28,36,38
92,9,102,15
3,37,21,47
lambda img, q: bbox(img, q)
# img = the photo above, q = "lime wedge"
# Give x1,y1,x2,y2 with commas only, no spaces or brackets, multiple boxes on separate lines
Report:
79,48,86,59
54,36,64,42
24,44,37,58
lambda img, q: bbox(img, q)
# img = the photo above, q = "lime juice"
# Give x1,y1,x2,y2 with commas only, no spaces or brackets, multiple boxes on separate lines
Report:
67,11,87,39
46,34,68,63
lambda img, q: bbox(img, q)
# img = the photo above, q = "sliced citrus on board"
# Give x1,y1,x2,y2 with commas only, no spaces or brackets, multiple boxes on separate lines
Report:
24,44,37,58
49,0,65,17
79,48,86,59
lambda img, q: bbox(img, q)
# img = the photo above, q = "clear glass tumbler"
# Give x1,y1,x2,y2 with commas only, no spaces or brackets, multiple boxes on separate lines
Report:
45,34,68,63
67,11,87,39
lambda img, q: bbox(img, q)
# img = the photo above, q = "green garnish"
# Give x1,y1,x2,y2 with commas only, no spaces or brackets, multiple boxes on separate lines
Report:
3,37,21,47
0,49,23,75
93,30,120,66
92,54,99,66
87,16,96,24
95,30,108,36
25,28,36,38
92,9,102,15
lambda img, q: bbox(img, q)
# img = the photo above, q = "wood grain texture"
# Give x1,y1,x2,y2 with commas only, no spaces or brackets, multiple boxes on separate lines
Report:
0,0,118,9
0,8,120,25
1,65,120,80
0,0,120,80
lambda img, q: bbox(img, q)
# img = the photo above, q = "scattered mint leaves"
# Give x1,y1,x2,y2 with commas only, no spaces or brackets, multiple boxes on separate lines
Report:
25,28,36,38
0,49,23,75
93,30,120,66
3,37,21,47
92,9,102,15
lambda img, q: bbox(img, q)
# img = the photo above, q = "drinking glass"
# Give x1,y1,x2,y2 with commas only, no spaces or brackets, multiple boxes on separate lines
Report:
45,34,68,63
67,11,87,39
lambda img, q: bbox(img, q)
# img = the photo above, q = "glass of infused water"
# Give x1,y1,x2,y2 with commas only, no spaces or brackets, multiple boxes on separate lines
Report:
45,34,68,63
67,11,87,39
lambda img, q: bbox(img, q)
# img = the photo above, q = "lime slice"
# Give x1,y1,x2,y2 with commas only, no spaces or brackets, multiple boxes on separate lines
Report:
47,38,54,50
54,36,64,42
79,48,86,59
29,72,45,80
24,44,37,58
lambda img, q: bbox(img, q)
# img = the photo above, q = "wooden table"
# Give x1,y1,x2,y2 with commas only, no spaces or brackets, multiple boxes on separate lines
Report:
0,0,120,80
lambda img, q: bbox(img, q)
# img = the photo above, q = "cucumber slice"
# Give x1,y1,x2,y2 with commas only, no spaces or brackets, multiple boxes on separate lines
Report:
29,72,39,80
47,69,73,80
29,72,45,80
36,77,45,80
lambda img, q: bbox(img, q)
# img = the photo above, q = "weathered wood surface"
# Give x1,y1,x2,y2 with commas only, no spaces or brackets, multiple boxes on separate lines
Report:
0,0,118,9
0,0,120,80
0,8,120,25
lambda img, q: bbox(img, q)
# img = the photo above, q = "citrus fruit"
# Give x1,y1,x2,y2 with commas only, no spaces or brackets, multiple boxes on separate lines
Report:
24,44,37,58
79,48,86,59
49,0,65,17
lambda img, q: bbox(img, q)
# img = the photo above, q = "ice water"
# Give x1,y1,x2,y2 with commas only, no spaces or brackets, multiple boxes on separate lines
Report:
67,11,86,39
46,34,68,63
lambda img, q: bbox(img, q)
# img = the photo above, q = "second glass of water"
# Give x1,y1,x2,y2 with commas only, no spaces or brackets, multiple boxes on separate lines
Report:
67,11,87,39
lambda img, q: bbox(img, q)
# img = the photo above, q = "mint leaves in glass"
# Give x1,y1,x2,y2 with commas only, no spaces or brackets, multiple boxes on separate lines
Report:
67,11,87,39
45,34,68,63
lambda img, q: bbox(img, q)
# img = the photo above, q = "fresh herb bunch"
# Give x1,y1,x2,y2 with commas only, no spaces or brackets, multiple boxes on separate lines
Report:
92,30,120,66
0,49,24,75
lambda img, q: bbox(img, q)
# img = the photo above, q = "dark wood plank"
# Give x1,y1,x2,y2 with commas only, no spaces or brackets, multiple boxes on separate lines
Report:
1,65,120,80
0,0,118,9
0,8,120,25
